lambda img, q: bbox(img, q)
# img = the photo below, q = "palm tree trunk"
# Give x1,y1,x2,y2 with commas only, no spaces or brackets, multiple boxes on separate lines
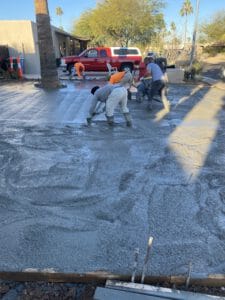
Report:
184,15,187,46
34,0,60,88
190,0,200,67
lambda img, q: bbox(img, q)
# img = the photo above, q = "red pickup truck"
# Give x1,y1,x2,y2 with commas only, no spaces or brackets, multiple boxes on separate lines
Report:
61,47,142,74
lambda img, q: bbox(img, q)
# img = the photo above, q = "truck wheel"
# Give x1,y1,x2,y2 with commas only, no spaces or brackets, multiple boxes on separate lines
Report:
121,64,133,73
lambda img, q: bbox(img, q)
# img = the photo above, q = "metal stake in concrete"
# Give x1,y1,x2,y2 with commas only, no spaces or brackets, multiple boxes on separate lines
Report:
141,237,153,284
131,248,139,283
186,261,193,288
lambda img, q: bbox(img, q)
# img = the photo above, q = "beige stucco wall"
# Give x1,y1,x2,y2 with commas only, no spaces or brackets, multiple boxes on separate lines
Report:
0,20,41,75
0,20,66,75
0,20,86,76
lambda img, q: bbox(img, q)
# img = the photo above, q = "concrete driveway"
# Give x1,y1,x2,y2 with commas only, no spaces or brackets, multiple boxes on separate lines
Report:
0,79,225,277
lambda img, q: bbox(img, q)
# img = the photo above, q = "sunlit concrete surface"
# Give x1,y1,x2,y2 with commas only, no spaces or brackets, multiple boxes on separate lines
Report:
0,80,225,277
169,87,224,180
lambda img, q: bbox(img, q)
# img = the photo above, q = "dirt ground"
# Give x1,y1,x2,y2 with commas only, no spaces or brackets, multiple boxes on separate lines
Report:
1,279,225,299
0,280,99,299
201,53,225,80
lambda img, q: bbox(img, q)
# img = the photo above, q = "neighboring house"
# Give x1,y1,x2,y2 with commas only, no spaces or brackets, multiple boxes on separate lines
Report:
203,42,225,53
0,20,89,75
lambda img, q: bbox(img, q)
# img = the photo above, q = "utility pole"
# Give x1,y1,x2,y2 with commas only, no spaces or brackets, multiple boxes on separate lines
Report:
190,0,200,68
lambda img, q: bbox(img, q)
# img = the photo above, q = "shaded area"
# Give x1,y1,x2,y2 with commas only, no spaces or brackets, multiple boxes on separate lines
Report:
201,54,225,80
202,64,222,80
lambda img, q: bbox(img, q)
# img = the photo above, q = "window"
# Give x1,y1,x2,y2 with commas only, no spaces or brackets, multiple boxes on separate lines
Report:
100,49,107,57
87,49,98,58
113,48,139,55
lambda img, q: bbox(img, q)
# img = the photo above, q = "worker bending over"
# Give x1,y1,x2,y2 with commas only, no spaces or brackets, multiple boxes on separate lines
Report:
74,62,85,79
87,70,133,126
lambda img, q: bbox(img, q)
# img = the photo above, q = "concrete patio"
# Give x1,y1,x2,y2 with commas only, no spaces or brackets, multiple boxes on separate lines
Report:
0,79,225,278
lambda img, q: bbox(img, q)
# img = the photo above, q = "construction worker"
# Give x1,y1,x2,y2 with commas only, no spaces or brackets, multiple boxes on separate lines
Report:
146,56,170,111
105,80,132,126
87,70,133,126
74,62,85,79
87,85,112,121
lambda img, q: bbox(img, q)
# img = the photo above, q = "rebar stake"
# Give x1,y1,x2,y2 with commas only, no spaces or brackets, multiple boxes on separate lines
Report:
186,261,192,288
141,236,153,284
131,248,139,283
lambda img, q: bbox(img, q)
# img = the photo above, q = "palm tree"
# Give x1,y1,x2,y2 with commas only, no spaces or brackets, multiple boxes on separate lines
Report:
190,0,200,67
170,22,176,49
180,0,193,46
34,0,60,88
56,6,63,30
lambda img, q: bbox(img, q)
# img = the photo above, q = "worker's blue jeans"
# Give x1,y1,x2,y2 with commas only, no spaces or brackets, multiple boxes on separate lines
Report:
148,80,165,100
136,79,152,102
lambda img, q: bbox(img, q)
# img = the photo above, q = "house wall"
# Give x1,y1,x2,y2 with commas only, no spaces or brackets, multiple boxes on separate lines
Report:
0,20,66,75
0,20,88,75
52,29,61,58
0,20,41,75
51,31,71,57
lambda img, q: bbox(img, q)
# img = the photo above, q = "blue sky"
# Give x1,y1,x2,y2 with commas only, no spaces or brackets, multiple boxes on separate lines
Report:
0,0,224,38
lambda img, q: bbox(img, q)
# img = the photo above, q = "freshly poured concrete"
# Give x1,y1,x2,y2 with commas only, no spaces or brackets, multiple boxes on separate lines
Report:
0,80,225,277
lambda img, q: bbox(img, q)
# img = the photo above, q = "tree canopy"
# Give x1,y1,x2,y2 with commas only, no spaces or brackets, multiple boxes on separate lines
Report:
56,6,63,16
180,0,193,17
56,6,63,29
72,0,165,47
199,10,225,44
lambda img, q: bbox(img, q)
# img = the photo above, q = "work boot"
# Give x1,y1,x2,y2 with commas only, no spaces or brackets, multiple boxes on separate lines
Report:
147,100,153,111
137,95,144,103
86,117,92,124
106,116,114,126
136,92,144,103
123,113,132,127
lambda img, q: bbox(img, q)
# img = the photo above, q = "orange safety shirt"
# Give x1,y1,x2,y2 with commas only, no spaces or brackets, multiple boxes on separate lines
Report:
109,71,126,84
74,62,85,77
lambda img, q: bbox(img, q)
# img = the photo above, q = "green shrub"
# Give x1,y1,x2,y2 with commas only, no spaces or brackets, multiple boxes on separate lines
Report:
184,60,203,80
192,61,203,74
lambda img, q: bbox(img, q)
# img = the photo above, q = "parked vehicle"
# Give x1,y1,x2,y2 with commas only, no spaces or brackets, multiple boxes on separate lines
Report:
61,47,142,74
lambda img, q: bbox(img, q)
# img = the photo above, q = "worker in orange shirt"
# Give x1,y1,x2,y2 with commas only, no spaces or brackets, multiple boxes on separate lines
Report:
74,62,85,79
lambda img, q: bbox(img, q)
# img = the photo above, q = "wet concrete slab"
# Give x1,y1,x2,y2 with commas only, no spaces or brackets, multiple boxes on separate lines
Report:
0,80,225,277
